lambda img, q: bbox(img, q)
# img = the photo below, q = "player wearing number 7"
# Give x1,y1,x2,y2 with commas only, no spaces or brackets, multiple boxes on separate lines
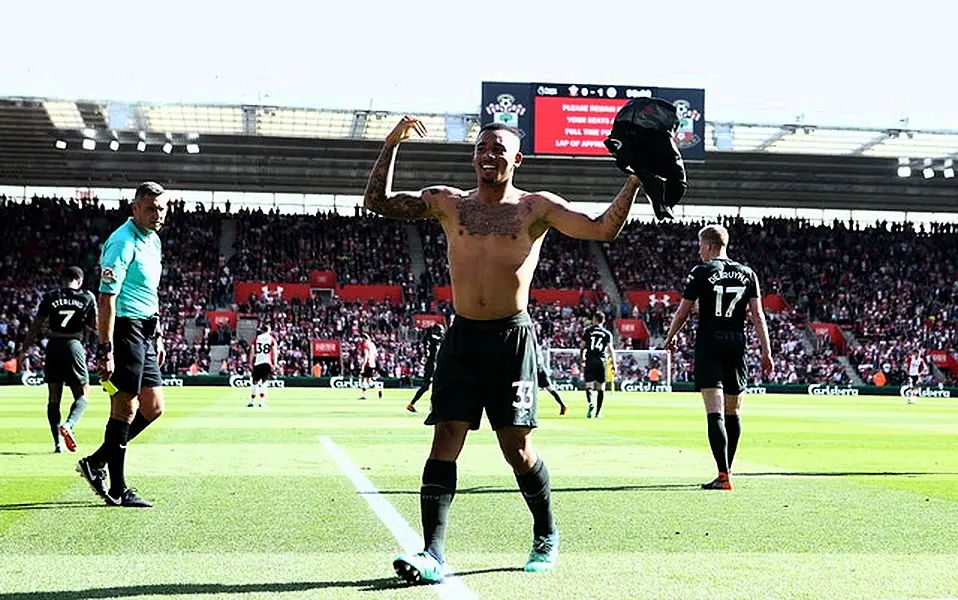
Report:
364,116,647,584
663,224,773,491
17,266,97,453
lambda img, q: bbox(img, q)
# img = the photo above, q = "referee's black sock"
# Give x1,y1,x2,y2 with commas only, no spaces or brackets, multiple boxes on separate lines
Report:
516,457,556,538
421,459,456,563
410,385,429,405
585,389,593,406
725,413,741,470
65,396,87,428
104,418,130,496
47,403,61,446
706,412,729,474
596,390,605,415
126,410,152,442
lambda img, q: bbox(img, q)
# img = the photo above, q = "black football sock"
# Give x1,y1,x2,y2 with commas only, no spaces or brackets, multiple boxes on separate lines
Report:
706,413,729,474
126,410,152,442
421,459,456,563
65,395,87,427
47,403,61,446
725,413,741,470
596,390,605,415
547,388,565,407
515,458,556,538
104,418,130,496
585,389,593,406
410,385,429,405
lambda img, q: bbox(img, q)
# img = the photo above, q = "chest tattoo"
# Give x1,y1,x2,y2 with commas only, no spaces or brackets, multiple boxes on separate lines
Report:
456,199,528,237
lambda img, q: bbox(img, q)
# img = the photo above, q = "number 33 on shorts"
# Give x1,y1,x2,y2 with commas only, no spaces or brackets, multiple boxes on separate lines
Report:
512,381,535,409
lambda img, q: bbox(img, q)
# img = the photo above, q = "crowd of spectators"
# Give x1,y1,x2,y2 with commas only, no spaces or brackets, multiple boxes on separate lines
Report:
606,216,957,387
229,211,411,286
665,312,849,386
2,199,954,389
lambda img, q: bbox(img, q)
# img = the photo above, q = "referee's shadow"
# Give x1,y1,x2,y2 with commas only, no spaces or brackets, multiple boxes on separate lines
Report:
0,500,104,512
0,569,523,598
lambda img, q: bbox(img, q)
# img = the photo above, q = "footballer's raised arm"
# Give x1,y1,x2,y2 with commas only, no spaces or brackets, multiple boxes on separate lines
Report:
363,116,459,221
534,177,642,241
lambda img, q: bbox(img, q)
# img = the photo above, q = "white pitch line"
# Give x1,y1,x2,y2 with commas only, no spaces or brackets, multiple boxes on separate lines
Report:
318,435,479,600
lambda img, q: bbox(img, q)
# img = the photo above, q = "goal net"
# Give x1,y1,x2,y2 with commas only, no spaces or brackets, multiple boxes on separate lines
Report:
544,348,673,392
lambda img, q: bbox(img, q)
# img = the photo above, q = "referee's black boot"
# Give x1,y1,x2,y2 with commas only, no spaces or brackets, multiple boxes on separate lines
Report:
105,488,153,508
76,457,108,498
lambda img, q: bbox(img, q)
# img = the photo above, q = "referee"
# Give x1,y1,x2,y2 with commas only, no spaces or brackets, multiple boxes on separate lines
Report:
77,182,168,508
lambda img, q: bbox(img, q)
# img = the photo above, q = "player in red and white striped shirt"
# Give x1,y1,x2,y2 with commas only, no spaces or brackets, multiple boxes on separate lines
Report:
249,325,276,407
359,333,382,400
905,349,928,404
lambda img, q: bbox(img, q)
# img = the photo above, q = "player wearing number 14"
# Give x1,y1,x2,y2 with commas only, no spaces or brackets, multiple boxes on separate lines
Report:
663,225,773,491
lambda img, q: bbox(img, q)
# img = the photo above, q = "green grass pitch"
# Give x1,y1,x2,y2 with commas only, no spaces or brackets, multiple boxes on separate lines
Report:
1,385,957,599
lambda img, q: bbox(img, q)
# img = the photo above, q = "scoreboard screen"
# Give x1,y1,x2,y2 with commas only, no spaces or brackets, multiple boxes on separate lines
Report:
481,81,705,161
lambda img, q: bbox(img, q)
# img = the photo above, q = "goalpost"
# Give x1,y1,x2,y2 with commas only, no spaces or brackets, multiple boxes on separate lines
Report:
544,348,673,392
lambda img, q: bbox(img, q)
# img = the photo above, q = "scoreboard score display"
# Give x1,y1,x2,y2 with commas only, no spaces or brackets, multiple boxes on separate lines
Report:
481,81,705,161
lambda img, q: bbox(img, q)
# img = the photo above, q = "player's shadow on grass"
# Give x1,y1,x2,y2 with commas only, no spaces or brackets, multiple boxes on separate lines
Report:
0,451,37,456
738,471,958,478
0,571,521,599
375,483,699,495
0,500,104,512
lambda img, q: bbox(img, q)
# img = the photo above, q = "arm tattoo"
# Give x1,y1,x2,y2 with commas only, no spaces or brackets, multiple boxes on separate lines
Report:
368,191,431,221
598,180,640,239
456,198,524,237
363,144,433,220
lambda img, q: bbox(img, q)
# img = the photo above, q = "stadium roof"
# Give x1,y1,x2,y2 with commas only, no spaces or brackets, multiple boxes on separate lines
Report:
6,97,958,159
2,97,956,213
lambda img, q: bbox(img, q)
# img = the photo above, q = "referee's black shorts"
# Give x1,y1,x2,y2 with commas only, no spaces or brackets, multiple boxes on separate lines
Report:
112,317,162,396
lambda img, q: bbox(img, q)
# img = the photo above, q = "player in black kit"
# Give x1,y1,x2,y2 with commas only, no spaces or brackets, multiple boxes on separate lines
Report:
580,313,614,418
17,267,97,453
663,225,773,491
407,323,445,413
535,342,567,415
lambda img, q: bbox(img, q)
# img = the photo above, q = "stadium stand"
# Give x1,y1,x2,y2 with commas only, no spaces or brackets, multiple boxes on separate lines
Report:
1,198,954,388
229,211,411,286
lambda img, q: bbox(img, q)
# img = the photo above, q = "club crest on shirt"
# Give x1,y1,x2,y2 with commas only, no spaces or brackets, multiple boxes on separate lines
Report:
101,267,116,283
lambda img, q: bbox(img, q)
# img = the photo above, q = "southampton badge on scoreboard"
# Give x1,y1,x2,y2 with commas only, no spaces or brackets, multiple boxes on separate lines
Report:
672,99,702,149
485,94,527,130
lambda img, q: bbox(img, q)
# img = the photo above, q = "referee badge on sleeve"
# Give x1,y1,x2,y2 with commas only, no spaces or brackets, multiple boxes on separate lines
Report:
101,267,116,284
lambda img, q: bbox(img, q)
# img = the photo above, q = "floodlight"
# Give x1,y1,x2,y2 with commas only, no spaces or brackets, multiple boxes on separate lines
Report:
186,143,199,154
82,138,96,151
55,140,67,149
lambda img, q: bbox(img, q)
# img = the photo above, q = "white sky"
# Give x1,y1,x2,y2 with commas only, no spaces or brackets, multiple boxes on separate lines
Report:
4,0,957,130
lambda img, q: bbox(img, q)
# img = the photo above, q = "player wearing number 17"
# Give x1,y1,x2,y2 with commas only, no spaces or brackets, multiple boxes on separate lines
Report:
663,225,773,491
364,116,647,584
